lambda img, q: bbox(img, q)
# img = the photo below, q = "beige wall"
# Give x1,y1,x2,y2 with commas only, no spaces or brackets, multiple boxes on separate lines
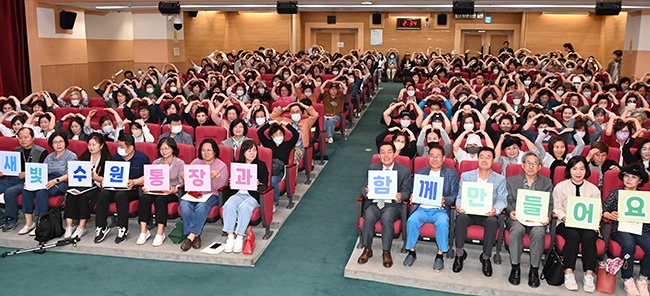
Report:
26,7,629,95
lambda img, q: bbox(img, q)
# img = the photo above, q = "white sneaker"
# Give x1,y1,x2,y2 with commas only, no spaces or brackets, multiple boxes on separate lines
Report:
638,278,649,296
18,223,36,235
326,137,333,144
64,226,76,239
233,235,244,253
71,227,86,239
626,278,641,296
136,231,151,245
152,234,166,247
583,274,596,293
564,273,578,291
224,235,235,253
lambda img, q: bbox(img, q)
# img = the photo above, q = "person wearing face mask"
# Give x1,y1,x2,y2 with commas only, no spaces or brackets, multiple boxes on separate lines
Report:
257,121,299,211
382,102,424,136
128,121,155,143
83,109,123,142
375,126,416,157
453,130,494,166
385,49,399,82
159,114,193,145
255,82,272,103
94,134,151,244
246,102,270,128
228,83,251,103
269,100,319,164
605,116,641,149
57,86,88,109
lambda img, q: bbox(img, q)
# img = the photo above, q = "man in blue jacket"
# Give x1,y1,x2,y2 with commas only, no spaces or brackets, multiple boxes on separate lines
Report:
403,144,459,271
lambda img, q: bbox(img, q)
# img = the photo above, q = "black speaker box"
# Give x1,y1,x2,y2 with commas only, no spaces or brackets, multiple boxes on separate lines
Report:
327,15,336,24
59,11,77,30
158,1,181,15
277,1,298,14
437,13,448,25
188,11,198,18
595,1,621,16
372,13,382,25
453,0,475,15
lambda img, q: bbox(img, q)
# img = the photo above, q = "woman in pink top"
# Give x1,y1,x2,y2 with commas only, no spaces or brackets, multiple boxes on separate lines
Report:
179,138,229,251
272,83,296,104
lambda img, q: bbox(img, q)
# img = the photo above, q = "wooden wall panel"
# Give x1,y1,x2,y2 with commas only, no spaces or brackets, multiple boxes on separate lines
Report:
184,11,227,70
133,39,169,63
602,13,627,64
87,40,134,62
38,38,88,65
524,13,603,61
41,64,89,94
87,60,134,91
225,13,292,52
300,12,522,54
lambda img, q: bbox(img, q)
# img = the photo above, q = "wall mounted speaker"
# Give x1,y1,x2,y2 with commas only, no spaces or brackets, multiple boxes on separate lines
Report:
277,1,298,14
453,0,475,15
372,13,382,25
595,1,621,15
327,15,336,24
188,11,198,18
437,13,448,25
158,1,180,15
59,11,77,30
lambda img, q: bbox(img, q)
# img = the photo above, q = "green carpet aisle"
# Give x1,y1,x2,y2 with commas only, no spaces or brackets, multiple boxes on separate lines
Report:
0,83,459,296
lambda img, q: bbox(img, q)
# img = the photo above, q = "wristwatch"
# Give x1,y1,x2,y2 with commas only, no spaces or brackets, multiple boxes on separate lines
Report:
56,178,60,183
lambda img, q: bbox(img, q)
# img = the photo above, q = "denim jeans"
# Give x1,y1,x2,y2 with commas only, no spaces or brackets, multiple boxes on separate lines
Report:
0,176,25,220
611,231,650,279
179,194,218,236
405,207,449,252
324,115,340,138
222,192,260,236
271,171,284,205
21,173,66,216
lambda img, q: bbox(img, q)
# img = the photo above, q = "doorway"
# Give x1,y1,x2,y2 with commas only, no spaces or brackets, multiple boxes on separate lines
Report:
460,30,514,56
311,29,359,54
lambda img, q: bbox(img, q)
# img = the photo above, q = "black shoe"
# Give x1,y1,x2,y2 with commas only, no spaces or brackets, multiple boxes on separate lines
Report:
479,253,493,277
452,250,467,273
508,265,521,285
403,252,416,266
115,226,128,244
528,268,540,288
94,226,111,243
4,218,17,232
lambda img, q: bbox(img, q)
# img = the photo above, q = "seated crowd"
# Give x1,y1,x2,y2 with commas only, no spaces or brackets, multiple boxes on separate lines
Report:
358,44,650,295
2,43,650,294
0,46,381,252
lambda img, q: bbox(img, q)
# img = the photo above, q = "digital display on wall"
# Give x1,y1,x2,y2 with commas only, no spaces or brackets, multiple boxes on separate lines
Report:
397,18,421,30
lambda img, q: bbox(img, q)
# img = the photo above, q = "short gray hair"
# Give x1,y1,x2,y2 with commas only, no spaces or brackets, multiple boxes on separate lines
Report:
523,150,541,163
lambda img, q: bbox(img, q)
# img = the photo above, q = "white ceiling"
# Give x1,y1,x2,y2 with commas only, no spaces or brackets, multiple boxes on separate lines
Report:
48,0,650,12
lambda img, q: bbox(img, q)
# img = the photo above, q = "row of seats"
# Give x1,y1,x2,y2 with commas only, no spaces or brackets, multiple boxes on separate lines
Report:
357,161,642,265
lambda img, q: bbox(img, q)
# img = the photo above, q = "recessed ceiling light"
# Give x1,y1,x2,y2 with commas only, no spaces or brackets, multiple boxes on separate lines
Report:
361,1,373,5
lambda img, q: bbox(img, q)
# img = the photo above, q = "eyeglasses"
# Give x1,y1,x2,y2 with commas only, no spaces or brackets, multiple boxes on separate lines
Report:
52,140,65,145
524,161,540,166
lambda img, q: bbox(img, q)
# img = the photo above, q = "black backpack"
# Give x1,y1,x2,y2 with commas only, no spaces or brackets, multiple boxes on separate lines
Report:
34,208,64,243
